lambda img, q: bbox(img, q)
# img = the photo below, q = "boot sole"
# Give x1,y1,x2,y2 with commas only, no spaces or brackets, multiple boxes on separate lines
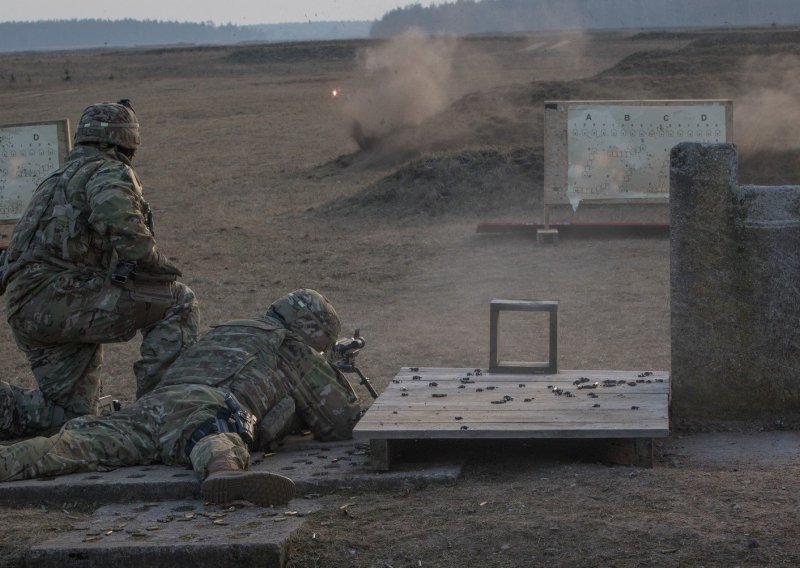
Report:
202,471,296,506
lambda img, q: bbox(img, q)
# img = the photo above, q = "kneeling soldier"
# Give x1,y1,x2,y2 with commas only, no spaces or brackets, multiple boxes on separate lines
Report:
0,289,363,505
0,100,199,438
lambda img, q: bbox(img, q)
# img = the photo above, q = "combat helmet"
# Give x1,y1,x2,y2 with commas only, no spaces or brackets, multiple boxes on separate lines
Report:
267,289,341,352
74,99,140,150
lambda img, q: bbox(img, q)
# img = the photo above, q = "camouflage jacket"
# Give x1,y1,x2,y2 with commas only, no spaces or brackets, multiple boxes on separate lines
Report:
0,144,166,315
159,317,363,442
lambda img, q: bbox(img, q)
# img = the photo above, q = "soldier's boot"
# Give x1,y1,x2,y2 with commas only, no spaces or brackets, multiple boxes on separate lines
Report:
0,381,73,440
201,457,295,506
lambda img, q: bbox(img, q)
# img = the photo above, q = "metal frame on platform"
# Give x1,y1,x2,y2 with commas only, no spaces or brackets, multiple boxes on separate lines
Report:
489,299,558,374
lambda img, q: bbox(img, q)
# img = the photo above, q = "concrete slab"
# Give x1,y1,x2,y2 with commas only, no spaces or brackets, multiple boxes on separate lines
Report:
662,431,800,468
0,436,462,507
26,499,319,568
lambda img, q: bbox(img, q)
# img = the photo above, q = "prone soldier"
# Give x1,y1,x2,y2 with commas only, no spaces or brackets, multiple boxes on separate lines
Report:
0,289,363,505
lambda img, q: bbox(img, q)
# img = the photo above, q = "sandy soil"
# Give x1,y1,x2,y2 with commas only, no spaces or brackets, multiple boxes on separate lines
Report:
1,27,798,567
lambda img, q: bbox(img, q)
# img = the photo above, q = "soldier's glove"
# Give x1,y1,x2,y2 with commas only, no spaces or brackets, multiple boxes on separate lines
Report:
140,250,183,278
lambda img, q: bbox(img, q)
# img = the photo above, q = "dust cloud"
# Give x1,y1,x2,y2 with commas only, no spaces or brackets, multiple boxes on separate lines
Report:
339,30,459,152
335,28,596,162
735,54,800,152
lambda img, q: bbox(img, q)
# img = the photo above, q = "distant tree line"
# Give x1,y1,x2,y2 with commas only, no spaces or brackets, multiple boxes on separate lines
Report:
0,19,258,51
371,0,798,36
0,19,371,52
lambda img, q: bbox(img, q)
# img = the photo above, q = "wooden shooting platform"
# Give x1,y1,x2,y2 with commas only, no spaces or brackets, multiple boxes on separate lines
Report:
353,367,670,470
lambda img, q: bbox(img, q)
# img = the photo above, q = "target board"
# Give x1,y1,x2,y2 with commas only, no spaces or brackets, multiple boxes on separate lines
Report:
0,120,71,247
543,100,732,222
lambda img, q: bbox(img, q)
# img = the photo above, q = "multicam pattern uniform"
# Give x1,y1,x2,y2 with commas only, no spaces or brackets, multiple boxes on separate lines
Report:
0,310,362,482
0,143,199,438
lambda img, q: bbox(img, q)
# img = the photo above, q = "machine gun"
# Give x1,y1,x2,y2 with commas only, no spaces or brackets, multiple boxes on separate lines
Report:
332,329,379,399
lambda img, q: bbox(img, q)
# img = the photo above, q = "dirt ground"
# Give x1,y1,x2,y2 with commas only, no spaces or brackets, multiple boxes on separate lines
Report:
1,27,799,567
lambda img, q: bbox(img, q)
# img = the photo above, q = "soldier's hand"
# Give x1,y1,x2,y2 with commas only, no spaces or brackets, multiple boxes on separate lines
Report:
153,254,183,277
141,251,183,278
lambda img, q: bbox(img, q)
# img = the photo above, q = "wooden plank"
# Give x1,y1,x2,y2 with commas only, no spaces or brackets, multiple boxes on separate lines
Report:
374,398,667,407
395,367,667,375
379,384,669,396
635,438,654,467
375,386,668,396
370,439,391,471
358,415,667,429
383,379,666,387
354,426,668,440
369,402,667,413
367,396,667,409
389,372,669,381
371,395,665,413
378,378,668,406
383,390,668,398
386,383,666,391
597,438,654,467
381,381,666,389
361,409,667,420
393,368,668,380
356,409,668,422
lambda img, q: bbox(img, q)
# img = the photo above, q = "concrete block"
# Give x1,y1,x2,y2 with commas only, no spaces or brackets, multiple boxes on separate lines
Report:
0,437,462,508
670,142,800,422
0,464,200,507
26,499,318,568
536,228,559,244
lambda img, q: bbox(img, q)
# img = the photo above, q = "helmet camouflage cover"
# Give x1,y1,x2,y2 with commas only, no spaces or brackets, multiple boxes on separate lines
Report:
74,100,140,150
267,289,341,352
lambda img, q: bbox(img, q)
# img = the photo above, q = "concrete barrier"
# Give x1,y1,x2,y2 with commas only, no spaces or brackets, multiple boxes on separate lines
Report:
670,142,800,423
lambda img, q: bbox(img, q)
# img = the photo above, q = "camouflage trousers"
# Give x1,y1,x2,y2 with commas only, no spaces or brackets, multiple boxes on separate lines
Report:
0,384,249,482
1,278,199,438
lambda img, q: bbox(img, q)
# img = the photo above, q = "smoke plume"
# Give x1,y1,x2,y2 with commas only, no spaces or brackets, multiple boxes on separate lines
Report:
341,30,459,152
735,54,800,153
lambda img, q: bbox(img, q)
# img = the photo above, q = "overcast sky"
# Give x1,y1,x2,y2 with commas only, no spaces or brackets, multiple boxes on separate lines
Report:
1,0,443,24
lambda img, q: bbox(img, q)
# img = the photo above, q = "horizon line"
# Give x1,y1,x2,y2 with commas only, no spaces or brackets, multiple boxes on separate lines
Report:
0,18,376,26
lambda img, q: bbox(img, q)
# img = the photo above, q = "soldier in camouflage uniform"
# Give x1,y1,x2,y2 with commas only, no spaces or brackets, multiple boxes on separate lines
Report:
0,289,363,506
0,100,199,439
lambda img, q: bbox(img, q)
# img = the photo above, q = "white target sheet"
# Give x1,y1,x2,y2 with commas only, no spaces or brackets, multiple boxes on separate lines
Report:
567,105,727,209
0,123,61,221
